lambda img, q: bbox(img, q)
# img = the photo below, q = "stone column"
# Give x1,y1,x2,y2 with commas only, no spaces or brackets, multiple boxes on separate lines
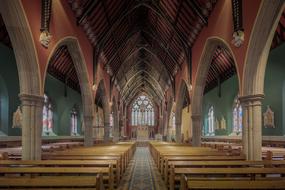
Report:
19,94,44,160
113,117,120,142
191,114,202,146
158,115,163,135
239,94,264,160
175,122,181,143
84,115,93,147
104,122,110,142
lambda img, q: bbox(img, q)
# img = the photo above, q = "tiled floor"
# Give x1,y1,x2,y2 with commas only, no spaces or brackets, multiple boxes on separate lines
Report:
117,147,167,190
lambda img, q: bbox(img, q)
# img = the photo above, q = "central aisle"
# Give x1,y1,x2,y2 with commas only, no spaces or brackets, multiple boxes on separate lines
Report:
118,147,167,190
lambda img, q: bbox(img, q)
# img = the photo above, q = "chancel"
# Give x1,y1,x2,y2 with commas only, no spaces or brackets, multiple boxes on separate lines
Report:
0,0,285,189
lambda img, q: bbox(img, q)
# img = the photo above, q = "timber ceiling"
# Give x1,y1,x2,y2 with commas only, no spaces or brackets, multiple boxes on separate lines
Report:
69,0,217,105
0,14,12,48
204,46,236,94
47,45,80,92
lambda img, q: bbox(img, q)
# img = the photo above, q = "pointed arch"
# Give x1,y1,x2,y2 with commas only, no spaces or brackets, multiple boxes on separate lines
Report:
44,37,93,145
191,37,240,146
242,1,285,96
0,0,41,95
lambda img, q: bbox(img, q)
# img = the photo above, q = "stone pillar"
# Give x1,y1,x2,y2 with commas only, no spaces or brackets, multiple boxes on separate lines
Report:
239,94,264,160
104,122,110,142
113,117,120,142
191,115,202,146
84,115,93,147
175,122,181,143
158,115,163,135
19,94,44,160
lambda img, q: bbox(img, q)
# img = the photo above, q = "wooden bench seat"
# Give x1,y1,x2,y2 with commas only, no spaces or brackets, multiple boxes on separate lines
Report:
181,178,285,189
161,155,246,177
0,159,120,187
0,175,103,189
179,167,285,190
0,166,113,190
167,160,285,188
175,167,285,190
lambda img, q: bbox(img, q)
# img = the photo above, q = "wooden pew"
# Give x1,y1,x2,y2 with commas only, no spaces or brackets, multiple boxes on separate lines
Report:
163,155,246,184
42,142,136,183
0,167,109,189
0,159,119,188
169,161,285,190
179,168,285,190
0,175,104,189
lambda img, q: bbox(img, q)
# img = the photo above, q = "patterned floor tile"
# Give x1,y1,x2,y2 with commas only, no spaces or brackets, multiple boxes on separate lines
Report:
117,147,167,190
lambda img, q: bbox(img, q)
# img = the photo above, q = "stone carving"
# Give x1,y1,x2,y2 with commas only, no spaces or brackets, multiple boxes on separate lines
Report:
220,116,226,130
263,106,275,128
12,106,22,128
39,31,52,48
231,30,244,47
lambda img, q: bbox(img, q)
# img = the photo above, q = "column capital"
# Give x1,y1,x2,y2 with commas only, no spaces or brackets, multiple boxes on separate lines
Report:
19,93,44,107
238,94,264,103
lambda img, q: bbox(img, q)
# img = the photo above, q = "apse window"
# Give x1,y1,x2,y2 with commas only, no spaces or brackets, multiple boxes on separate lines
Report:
131,95,155,126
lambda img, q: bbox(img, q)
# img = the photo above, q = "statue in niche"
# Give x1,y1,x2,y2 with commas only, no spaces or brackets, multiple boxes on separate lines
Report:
12,106,22,128
220,117,226,130
215,119,220,130
263,106,275,128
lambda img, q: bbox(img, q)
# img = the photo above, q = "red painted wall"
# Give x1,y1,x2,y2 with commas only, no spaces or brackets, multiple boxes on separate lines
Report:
21,0,93,86
191,0,261,88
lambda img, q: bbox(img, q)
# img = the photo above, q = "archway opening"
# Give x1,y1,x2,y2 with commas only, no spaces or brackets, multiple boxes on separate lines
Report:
202,46,239,138
128,93,157,140
44,44,83,137
0,13,21,137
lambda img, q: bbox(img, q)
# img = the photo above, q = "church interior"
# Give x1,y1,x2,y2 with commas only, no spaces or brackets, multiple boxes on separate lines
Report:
0,0,285,189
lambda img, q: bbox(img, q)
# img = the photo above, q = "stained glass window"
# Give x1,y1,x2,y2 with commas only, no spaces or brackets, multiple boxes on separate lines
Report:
208,106,214,135
131,95,155,126
233,98,242,134
70,106,78,136
42,94,53,135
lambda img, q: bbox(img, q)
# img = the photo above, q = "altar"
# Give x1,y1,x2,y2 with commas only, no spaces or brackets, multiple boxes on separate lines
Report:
131,125,155,140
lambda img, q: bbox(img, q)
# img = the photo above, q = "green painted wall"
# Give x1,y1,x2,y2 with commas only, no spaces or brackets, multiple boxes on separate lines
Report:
0,42,83,136
44,74,83,136
0,43,20,136
263,43,285,136
202,75,239,136
202,44,285,137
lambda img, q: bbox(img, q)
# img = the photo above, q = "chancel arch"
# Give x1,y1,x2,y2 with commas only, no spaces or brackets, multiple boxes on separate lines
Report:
128,93,157,140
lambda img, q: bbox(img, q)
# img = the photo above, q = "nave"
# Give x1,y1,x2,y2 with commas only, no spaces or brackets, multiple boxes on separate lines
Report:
1,0,285,189
1,141,285,189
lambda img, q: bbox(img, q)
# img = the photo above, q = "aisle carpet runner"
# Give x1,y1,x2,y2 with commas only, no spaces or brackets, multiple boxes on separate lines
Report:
118,147,167,190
